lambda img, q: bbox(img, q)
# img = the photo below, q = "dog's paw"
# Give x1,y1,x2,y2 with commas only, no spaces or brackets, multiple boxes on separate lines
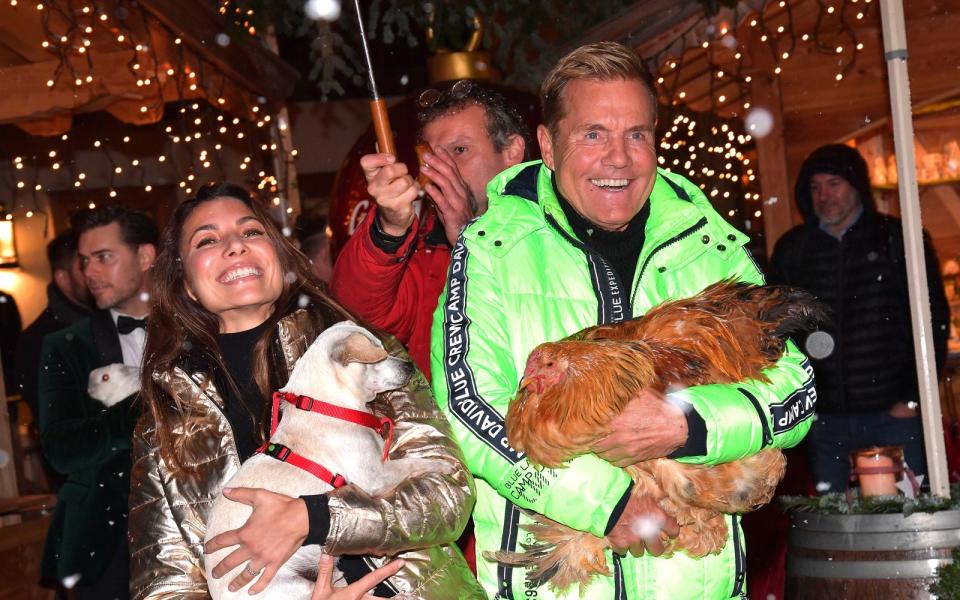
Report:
87,363,141,407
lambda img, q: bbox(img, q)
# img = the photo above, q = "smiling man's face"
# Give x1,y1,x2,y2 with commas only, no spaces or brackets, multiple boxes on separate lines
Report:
538,78,658,232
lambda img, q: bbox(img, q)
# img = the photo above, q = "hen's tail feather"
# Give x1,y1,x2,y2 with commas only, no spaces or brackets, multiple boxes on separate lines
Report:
750,285,830,343
482,515,610,594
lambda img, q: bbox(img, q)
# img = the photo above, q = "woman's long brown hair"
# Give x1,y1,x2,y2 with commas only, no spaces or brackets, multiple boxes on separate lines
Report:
141,182,347,472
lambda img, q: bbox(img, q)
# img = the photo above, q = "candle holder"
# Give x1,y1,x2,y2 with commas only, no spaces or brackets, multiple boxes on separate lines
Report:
848,445,919,498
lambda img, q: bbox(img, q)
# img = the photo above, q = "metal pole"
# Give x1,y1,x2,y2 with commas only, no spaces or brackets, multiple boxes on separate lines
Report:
879,0,949,498
352,0,396,155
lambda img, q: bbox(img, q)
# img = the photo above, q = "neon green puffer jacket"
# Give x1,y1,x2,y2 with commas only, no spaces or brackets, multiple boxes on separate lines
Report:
431,162,815,599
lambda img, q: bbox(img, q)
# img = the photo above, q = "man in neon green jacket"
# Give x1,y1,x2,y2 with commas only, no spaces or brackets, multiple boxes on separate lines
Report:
431,42,815,599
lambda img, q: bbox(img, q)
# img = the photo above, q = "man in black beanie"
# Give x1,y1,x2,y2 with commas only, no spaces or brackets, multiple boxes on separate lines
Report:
769,143,950,494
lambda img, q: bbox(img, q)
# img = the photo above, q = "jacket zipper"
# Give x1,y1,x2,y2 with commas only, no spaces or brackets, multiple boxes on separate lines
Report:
836,238,847,412
613,553,627,599
190,373,243,470
730,515,746,597
632,217,708,305
544,213,631,324
738,387,773,447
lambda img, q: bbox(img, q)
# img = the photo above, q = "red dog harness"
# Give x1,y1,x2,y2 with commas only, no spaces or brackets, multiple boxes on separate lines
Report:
256,391,395,489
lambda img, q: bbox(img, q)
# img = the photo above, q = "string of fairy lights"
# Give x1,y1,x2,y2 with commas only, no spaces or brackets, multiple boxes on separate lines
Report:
2,0,876,246
647,0,873,113
1,0,294,226
646,0,872,243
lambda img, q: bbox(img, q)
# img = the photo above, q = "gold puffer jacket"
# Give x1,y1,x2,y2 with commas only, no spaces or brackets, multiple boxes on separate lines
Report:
128,307,484,599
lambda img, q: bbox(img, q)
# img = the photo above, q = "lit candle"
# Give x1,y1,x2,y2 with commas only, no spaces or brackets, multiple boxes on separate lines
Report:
854,447,899,497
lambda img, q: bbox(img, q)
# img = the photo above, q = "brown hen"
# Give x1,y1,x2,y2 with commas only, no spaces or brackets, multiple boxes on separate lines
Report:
486,280,824,593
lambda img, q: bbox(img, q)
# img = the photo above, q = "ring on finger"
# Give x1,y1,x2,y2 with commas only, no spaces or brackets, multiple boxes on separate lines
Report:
244,563,261,576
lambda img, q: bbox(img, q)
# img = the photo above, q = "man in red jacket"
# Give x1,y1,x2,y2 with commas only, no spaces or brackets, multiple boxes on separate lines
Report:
331,81,529,379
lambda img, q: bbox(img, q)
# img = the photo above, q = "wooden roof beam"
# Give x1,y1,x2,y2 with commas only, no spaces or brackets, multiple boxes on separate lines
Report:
136,0,298,107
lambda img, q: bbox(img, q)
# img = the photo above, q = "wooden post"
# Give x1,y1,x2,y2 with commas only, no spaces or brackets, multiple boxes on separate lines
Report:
879,0,949,498
265,26,302,228
745,28,794,259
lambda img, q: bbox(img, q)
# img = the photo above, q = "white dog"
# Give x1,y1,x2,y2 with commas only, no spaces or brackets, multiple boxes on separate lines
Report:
204,321,446,599
87,363,140,407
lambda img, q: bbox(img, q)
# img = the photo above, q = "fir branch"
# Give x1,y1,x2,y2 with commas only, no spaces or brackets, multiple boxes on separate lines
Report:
930,547,960,600
223,0,638,97
780,485,960,515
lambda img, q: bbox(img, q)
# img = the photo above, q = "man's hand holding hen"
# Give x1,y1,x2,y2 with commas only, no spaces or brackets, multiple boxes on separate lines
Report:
606,492,680,557
593,389,689,467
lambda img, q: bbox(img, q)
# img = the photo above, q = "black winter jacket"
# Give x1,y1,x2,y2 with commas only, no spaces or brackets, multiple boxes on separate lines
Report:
769,209,949,414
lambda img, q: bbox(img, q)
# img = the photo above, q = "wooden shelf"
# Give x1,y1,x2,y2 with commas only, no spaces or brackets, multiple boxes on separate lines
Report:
873,177,960,191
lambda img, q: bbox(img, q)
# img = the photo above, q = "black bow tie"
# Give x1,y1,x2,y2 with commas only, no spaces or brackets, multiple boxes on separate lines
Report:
116,315,148,335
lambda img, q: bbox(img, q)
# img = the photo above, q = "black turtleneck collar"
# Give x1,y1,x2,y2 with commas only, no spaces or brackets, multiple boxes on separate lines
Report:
217,319,274,461
553,175,651,292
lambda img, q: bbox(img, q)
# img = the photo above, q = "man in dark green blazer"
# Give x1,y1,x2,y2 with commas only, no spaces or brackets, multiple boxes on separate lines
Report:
38,205,157,598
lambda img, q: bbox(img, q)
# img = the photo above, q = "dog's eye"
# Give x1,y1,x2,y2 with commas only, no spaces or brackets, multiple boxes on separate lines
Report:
102,373,110,382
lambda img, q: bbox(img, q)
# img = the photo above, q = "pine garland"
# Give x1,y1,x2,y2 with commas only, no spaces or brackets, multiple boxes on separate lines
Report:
931,547,960,600
779,484,960,516
223,0,636,97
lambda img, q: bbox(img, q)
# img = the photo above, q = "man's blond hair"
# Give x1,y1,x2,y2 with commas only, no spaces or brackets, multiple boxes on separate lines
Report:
540,41,657,134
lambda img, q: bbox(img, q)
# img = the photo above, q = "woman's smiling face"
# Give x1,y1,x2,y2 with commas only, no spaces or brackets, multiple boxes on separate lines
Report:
180,196,283,333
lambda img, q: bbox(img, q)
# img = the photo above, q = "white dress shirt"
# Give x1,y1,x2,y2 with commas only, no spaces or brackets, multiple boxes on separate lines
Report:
110,309,147,368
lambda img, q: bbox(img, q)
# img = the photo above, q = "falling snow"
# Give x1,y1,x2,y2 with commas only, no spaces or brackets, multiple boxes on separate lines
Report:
284,272,297,285
631,515,666,540
62,574,82,589
305,0,342,22
805,330,835,360
666,391,694,414
744,107,774,139
0,450,8,468
140,292,150,302
215,33,230,47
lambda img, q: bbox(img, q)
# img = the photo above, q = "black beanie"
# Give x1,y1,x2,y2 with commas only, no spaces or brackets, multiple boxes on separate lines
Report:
794,144,875,223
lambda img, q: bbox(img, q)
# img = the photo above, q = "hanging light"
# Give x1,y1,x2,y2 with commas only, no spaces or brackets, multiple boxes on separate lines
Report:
0,207,18,267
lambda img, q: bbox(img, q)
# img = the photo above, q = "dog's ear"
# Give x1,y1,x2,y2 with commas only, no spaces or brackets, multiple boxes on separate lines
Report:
335,332,389,366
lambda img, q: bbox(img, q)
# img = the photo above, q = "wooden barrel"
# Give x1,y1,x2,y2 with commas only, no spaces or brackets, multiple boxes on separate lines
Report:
785,510,960,599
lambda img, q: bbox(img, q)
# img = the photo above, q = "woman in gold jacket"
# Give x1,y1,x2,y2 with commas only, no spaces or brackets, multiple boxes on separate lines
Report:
128,182,482,599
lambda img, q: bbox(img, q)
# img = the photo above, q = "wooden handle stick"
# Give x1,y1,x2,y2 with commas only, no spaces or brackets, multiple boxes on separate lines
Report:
353,0,396,155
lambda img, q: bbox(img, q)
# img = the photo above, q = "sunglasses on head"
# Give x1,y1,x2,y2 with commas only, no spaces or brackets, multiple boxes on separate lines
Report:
417,79,476,109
